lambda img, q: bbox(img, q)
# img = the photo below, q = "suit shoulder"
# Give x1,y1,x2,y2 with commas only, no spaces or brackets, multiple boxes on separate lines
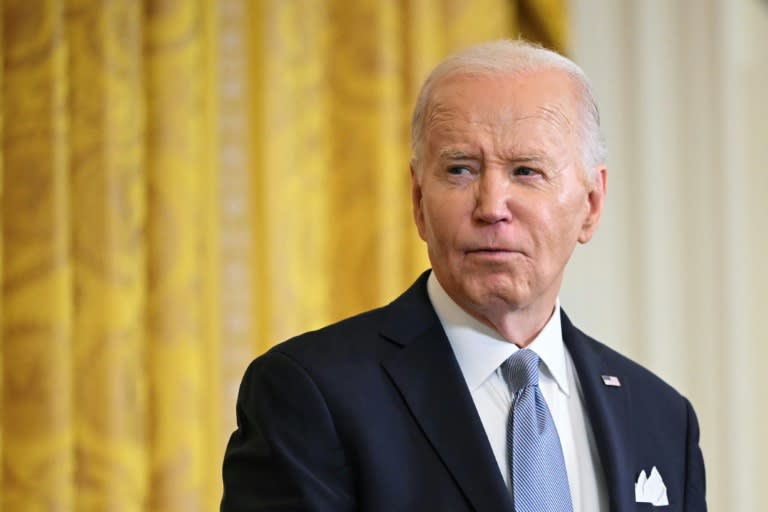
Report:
262,305,391,367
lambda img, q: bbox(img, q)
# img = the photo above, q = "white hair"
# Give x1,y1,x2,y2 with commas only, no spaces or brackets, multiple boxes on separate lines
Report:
410,39,606,175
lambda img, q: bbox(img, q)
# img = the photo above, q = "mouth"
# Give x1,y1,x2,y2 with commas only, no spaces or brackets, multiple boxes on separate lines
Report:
465,248,522,258
465,247,517,254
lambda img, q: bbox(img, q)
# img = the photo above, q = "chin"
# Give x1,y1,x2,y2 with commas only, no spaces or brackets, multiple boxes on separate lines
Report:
462,277,531,312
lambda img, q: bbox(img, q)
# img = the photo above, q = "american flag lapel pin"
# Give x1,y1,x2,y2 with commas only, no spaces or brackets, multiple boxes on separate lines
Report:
601,375,621,387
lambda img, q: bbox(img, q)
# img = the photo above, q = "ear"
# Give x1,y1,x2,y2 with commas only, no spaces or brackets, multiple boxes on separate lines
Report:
577,166,607,244
410,162,428,241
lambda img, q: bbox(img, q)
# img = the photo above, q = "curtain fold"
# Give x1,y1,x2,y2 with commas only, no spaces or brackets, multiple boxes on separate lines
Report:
144,1,209,509
3,1,74,509
324,0,408,321
1,1,566,509
253,1,332,342
68,1,146,510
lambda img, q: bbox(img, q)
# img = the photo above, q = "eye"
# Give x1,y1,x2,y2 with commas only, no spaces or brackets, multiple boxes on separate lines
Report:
513,166,537,177
447,166,472,175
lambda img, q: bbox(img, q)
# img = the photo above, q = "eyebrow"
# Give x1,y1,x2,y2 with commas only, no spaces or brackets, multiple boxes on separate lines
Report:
508,154,546,163
437,149,552,165
439,149,476,160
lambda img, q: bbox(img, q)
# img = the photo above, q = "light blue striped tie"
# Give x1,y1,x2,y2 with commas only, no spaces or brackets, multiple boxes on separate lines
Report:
502,349,573,512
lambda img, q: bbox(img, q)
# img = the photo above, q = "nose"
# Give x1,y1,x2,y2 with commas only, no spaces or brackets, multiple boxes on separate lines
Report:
473,170,511,224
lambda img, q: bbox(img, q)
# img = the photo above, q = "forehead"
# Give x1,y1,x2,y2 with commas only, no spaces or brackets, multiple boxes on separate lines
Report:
424,70,580,151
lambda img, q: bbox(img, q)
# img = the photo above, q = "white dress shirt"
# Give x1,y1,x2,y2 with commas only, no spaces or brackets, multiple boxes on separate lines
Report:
427,273,608,512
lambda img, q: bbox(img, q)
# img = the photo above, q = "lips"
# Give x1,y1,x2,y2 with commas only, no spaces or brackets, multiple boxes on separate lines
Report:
465,247,517,253
464,248,525,261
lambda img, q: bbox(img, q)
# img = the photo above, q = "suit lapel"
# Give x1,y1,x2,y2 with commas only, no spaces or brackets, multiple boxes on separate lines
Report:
562,311,636,512
380,275,639,511
379,273,513,512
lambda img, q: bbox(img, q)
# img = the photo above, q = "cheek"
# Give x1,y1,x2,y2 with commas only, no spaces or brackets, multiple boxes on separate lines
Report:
421,195,466,247
524,188,581,236
422,204,449,241
544,200,589,253
549,183,590,223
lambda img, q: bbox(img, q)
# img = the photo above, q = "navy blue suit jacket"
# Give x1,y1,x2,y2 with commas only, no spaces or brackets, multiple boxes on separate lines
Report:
221,271,706,511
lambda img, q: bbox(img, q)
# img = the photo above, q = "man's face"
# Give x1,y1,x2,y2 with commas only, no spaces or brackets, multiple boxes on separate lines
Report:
411,70,606,325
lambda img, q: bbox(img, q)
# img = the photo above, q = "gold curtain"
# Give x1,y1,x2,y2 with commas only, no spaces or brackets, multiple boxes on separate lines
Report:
1,1,566,510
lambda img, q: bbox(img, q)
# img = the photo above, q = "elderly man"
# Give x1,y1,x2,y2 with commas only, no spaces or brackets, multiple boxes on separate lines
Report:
221,40,706,512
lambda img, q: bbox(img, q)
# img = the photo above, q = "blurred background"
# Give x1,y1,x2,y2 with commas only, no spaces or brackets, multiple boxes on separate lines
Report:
0,0,764,510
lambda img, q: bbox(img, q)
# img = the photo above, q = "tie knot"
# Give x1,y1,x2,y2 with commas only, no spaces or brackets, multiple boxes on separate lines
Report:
501,348,540,394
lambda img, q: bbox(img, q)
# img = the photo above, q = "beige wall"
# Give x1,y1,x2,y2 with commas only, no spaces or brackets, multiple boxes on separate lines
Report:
563,1,768,510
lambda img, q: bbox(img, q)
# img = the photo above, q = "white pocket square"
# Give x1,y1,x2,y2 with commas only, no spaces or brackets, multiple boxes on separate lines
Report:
635,466,669,506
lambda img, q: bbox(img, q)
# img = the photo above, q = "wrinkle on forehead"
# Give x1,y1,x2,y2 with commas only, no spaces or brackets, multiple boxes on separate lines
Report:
535,104,575,134
425,104,576,155
422,76,581,168
425,101,462,133
426,97,576,135
512,104,575,148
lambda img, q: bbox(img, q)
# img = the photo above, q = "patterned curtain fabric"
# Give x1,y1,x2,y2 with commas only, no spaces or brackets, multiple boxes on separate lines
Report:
0,1,565,510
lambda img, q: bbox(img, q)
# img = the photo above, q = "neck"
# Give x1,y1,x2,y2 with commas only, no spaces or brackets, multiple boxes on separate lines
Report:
464,297,557,347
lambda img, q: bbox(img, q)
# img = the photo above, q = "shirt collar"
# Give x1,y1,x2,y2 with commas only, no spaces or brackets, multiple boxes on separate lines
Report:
427,272,570,396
